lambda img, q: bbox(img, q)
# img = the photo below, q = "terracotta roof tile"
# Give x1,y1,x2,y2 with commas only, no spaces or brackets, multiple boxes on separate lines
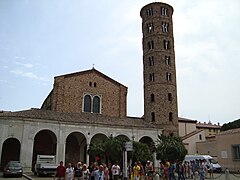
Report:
0,109,158,129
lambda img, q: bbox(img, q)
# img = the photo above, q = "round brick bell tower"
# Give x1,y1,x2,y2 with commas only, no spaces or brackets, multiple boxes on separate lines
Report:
140,2,178,135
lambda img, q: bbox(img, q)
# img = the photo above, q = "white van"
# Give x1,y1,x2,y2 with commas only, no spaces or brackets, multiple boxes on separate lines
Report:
184,155,222,172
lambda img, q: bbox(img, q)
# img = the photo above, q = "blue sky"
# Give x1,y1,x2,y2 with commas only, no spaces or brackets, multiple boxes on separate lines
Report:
0,0,240,125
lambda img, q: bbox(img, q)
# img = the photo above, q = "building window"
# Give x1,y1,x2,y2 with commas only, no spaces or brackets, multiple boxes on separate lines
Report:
147,7,153,16
151,112,155,122
149,73,155,81
232,144,240,160
89,82,92,87
149,56,154,66
148,40,154,50
151,93,155,102
94,82,97,87
162,22,169,32
161,7,168,16
166,73,172,81
93,96,100,113
83,94,101,113
165,56,171,65
164,40,170,49
147,23,154,32
199,134,202,140
83,95,91,112
169,112,173,121
168,93,172,101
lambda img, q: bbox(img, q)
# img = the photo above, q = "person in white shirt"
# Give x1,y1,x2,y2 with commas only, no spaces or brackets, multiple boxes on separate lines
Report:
111,161,120,180
66,162,74,180
82,164,90,180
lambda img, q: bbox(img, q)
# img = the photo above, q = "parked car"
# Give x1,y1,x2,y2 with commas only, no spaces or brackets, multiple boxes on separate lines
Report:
3,161,23,177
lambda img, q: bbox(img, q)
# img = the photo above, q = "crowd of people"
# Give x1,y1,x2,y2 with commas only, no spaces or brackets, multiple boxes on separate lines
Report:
54,160,155,180
54,159,213,180
157,159,213,180
54,160,121,180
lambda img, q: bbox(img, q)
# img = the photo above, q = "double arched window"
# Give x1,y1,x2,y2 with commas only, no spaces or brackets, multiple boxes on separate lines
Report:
83,94,101,113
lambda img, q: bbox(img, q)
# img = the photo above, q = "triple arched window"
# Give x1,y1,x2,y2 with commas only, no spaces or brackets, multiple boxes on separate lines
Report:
83,94,101,113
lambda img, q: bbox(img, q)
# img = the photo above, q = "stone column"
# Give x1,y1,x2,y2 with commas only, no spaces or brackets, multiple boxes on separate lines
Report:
56,124,66,164
21,123,34,172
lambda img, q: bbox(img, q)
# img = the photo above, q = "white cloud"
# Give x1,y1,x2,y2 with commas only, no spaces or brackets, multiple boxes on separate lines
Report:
15,61,33,68
10,69,50,82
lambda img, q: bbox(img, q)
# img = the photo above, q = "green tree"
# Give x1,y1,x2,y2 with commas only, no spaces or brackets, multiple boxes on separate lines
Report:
88,136,126,164
88,136,153,165
104,136,126,163
88,138,106,163
221,119,240,131
128,141,153,164
155,134,187,162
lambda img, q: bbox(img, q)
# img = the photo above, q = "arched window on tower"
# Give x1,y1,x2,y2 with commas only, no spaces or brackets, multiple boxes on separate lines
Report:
149,73,155,81
148,40,154,50
149,56,154,66
146,7,153,16
147,23,154,33
165,56,171,65
151,112,155,122
83,95,91,112
162,22,169,32
93,96,100,113
151,93,155,102
166,72,172,81
169,112,173,122
163,40,170,49
168,93,172,101
161,7,168,16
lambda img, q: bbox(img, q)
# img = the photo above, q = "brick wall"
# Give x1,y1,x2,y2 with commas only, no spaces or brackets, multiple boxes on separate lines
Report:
42,69,127,118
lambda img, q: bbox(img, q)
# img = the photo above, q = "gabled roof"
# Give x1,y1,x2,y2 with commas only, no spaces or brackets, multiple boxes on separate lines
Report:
55,68,127,88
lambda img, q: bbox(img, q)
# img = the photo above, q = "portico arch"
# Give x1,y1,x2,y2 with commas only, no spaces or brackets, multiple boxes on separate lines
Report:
139,136,155,152
116,135,130,142
89,133,108,163
32,129,57,171
65,132,87,165
0,138,21,171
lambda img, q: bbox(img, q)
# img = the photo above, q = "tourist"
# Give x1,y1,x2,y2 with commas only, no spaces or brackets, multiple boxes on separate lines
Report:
95,165,104,180
74,162,83,180
55,161,66,180
111,161,121,180
82,164,90,180
133,162,141,180
66,162,74,180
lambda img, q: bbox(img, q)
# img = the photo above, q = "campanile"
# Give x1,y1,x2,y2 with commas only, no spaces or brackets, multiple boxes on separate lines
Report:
140,2,178,135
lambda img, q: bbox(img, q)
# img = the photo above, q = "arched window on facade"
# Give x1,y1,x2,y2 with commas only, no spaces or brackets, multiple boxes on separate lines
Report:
93,96,100,113
83,95,91,112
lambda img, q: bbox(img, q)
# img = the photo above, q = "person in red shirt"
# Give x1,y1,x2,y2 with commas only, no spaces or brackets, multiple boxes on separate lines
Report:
55,161,66,180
